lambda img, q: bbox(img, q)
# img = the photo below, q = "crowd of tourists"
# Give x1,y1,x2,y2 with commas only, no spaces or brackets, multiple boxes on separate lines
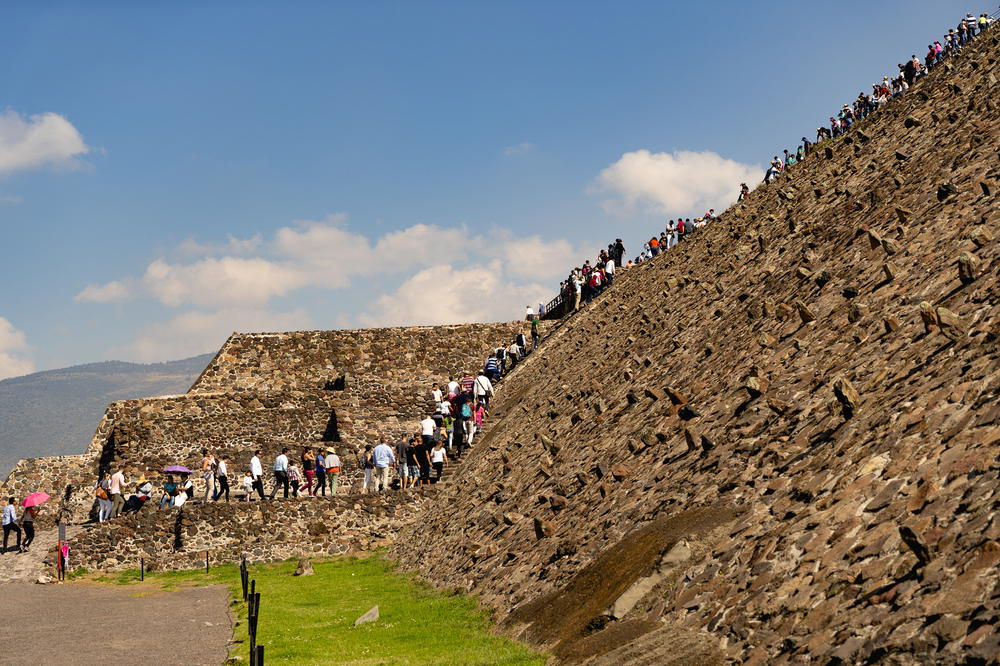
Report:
762,11,994,184
78,325,538,519
546,11,997,316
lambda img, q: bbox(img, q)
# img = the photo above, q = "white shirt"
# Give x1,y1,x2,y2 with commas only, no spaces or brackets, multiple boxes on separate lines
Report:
274,454,288,472
421,417,436,436
438,400,451,415
250,455,263,479
217,460,228,477
447,381,459,395
474,375,493,397
605,259,615,275
431,388,443,403
110,471,125,495
242,476,253,490
431,447,446,463
525,307,534,318
324,454,341,469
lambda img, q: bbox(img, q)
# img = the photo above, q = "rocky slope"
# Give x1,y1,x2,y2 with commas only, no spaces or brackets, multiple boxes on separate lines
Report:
393,29,1000,664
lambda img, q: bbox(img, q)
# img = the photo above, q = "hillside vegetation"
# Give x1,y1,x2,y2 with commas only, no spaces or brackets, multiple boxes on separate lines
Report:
394,28,1000,664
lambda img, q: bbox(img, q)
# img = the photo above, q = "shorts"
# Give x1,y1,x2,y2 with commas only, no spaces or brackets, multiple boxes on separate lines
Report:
408,465,419,478
398,464,409,477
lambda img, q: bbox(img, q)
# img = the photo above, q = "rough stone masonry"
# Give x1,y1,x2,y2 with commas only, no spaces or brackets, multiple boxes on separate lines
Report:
391,29,1000,665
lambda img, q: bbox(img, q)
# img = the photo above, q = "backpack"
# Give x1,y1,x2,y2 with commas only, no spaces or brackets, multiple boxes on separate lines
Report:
461,403,472,418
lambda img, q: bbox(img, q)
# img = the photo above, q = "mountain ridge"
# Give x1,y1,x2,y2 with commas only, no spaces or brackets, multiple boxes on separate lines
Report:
0,353,213,476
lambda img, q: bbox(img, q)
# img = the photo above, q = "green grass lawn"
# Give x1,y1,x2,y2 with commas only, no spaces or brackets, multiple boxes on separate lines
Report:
93,555,544,666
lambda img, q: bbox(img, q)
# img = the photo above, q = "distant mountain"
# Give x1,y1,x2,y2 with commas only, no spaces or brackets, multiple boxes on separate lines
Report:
0,354,214,477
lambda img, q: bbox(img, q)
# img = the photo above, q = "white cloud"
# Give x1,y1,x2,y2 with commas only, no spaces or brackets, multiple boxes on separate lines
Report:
484,233,580,281
595,149,762,216
360,263,549,328
0,317,34,380
75,280,131,304
120,307,315,362
0,195,23,204
504,142,535,156
142,257,306,308
0,110,89,174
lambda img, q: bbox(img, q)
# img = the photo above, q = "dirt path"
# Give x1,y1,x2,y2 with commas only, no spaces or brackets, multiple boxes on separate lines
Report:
0,582,232,666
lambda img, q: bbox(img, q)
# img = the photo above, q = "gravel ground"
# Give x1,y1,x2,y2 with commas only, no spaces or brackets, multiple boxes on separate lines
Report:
0,581,232,666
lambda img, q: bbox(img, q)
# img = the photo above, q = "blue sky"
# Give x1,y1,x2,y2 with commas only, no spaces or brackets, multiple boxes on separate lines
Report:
0,0,975,375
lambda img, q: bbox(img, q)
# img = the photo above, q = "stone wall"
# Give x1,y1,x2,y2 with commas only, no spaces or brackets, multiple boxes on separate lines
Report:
190,323,526,394
69,490,436,572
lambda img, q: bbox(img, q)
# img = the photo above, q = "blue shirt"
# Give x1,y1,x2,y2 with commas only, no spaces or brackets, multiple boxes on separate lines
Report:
2,504,16,525
274,454,288,472
372,443,396,468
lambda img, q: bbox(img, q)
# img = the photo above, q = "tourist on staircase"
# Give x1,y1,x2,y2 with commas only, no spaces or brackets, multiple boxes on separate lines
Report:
301,447,316,496
96,472,113,520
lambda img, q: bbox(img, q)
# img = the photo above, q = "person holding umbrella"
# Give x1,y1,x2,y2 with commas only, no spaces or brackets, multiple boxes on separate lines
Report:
2,496,22,554
19,492,48,552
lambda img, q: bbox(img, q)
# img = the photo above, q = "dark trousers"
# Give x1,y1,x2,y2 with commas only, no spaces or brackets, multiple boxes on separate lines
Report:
433,461,444,480
22,522,34,548
316,471,327,496
216,475,230,502
252,477,265,500
2,523,21,552
270,471,289,498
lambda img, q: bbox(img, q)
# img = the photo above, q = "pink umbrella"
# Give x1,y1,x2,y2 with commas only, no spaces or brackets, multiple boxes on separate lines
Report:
22,492,50,508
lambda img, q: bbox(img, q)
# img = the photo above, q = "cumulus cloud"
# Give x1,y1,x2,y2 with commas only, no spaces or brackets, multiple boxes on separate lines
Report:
75,280,131,304
504,142,535,156
0,110,89,174
120,307,315,362
595,149,762,216
484,233,580,281
0,317,34,380
142,257,306,308
360,263,550,328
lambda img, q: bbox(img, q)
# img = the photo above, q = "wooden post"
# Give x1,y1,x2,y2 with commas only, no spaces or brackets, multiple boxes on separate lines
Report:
256,645,264,665
205,550,210,574
140,557,145,581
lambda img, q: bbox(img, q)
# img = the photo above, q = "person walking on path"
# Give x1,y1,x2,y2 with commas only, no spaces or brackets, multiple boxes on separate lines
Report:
531,317,541,351
20,504,38,551
110,467,128,518
270,448,290,499
201,449,217,503
372,440,396,492
395,438,410,489
95,472,113,521
250,450,265,500
2,497,22,554
216,455,231,502
301,448,316,496
324,448,341,495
